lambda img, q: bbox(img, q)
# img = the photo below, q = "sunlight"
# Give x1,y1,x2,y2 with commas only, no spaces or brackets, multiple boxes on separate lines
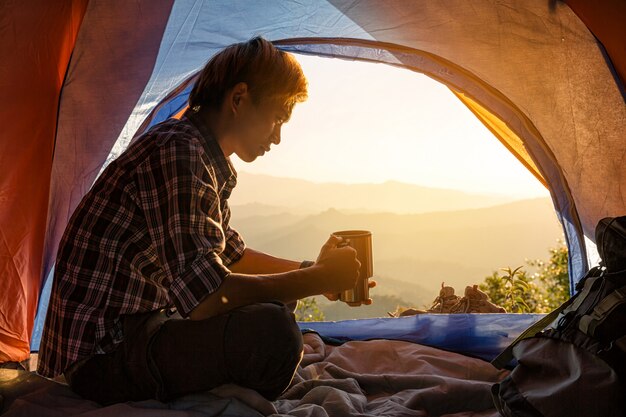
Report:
231,54,549,200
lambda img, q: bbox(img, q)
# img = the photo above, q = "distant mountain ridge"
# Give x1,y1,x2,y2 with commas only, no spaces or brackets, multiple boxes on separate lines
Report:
231,198,563,304
229,171,517,214
226,173,560,317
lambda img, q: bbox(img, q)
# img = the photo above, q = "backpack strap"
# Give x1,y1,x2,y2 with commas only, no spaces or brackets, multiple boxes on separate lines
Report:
491,297,574,369
579,285,626,337
562,270,603,316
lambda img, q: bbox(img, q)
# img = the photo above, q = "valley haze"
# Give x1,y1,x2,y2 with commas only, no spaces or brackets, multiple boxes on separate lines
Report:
229,172,561,319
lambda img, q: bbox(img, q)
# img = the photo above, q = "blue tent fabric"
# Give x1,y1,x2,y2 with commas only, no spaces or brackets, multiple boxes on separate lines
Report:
298,313,545,362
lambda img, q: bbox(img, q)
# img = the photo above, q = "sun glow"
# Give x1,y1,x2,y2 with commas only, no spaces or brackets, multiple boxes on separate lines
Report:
231,54,548,200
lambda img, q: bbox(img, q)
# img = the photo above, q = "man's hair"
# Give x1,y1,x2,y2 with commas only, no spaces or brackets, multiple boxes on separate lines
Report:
189,37,308,113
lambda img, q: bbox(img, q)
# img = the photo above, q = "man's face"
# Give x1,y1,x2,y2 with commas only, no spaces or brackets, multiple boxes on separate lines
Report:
232,94,290,163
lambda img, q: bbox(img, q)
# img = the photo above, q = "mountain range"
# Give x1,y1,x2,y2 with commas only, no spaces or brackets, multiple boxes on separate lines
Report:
227,173,562,318
229,171,515,214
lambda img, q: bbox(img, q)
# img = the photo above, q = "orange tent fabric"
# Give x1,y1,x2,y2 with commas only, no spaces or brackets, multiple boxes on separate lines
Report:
0,0,88,362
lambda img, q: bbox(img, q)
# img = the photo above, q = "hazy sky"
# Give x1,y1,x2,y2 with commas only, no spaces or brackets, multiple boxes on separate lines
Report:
231,54,549,199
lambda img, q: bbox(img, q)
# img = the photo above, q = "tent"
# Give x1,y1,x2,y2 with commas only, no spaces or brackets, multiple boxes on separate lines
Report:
1,0,625,371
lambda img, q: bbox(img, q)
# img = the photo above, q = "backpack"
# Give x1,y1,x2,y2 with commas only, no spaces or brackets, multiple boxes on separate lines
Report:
491,216,626,417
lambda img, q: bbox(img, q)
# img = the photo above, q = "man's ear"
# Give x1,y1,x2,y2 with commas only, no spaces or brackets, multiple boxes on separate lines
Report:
230,82,248,113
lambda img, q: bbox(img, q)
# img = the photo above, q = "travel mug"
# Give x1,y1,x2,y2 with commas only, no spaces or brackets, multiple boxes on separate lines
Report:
332,230,373,303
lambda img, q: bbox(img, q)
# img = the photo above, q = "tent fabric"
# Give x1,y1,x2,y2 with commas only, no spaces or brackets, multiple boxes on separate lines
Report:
300,313,545,363
0,0,89,363
566,0,626,92
41,0,176,296
1,0,625,363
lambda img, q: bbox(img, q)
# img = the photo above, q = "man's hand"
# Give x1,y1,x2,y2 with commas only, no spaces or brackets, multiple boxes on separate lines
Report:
315,234,345,263
316,234,377,306
314,234,361,294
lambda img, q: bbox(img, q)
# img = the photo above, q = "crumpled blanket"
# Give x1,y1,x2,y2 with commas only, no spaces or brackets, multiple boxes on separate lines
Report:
270,332,507,416
1,332,507,417
206,332,508,416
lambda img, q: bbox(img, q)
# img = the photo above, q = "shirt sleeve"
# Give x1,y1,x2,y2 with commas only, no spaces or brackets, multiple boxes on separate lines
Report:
219,200,246,266
134,138,231,316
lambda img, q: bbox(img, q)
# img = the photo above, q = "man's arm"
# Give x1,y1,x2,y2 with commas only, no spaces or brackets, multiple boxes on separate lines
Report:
189,235,359,320
228,248,301,274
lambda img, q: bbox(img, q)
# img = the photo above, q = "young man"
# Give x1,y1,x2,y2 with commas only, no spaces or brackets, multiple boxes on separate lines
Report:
38,37,368,405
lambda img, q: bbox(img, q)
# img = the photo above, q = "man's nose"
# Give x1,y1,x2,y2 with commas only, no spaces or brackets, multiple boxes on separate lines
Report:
271,124,282,145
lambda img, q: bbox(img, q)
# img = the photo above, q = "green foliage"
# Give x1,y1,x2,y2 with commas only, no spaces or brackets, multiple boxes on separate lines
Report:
480,266,541,313
528,245,570,310
295,297,325,322
480,242,570,313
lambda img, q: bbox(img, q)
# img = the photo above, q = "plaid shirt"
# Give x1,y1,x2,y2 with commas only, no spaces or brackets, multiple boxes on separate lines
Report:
38,112,246,377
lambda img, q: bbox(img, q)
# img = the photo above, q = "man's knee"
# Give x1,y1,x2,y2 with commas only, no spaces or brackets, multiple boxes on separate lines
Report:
229,302,302,355
223,302,303,397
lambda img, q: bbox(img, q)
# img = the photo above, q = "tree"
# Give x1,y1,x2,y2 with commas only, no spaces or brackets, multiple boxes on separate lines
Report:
295,297,325,322
480,242,569,313
528,244,570,310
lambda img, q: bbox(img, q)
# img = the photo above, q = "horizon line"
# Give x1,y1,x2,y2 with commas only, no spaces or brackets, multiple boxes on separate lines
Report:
235,169,550,200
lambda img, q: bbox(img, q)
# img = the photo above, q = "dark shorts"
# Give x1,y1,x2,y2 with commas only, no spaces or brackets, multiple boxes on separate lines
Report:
65,302,303,405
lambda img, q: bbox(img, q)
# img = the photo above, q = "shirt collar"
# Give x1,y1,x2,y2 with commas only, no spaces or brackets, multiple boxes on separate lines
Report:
185,110,237,194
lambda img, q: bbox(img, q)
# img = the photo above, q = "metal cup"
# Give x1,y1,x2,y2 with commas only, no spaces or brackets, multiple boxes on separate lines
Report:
332,230,373,303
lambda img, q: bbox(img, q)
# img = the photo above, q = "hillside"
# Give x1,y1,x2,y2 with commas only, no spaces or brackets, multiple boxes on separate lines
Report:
231,197,563,305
